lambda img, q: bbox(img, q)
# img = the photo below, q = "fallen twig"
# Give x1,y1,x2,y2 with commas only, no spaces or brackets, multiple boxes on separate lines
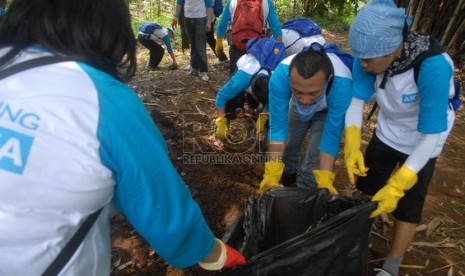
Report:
426,262,457,274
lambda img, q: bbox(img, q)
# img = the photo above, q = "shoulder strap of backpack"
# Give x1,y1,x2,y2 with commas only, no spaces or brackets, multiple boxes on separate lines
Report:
41,208,103,276
412,38,444,84
0,56,73,81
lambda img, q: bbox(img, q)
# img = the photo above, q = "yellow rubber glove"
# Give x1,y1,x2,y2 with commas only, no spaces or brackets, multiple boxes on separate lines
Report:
344,126,369,185
215,117,229,141
313,170,338,195
255,113,268,134
215,37,224,56
259,160,284,194
370,165,418,218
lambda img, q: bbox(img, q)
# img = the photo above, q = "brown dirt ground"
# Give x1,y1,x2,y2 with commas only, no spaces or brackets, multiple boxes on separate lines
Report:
110,30,465,275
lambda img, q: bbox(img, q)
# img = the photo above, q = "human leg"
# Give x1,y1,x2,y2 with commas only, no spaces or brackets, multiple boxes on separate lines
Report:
228,45,246,75
282,104,310,186
382,157,437,275
296,110,327,189
150,43,165,68
184,17,199,72
137,34,163,69
192,17,208,74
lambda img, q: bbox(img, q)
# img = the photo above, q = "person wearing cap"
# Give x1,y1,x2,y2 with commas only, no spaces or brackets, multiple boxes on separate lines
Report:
346,0,456,275
215,38,286,141
259,44,353,193
137,23,179,71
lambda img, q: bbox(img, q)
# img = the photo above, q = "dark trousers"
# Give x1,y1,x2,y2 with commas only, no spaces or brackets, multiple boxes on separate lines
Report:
356,132,437,223
137,34,164,68
184,17,208,73
228,44,247,75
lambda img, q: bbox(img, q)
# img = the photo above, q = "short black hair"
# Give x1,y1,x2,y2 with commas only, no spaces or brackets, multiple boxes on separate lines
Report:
0,0,136,80
289,48,333,81
251,74,270,105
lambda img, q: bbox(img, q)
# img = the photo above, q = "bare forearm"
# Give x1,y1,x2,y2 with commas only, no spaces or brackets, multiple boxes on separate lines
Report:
319,151,336,171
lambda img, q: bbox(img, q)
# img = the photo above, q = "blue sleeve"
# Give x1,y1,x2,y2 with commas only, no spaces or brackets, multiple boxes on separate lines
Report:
269,63,291,142
162,35,174,54
205,0,213,8
319,76,352,157
266,0,282,37
80,64,215,268
176,0,183,5
352,58,375,101
216,70,254,108
216,0,232,37
417,54,453,134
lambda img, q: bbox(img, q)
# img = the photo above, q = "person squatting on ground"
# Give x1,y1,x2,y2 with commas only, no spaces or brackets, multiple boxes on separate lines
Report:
172,0,213,81
346,0,456,275
214,38,286,141
259,44,353,193
137,22,179,71
0,0,245,275
215,0,283,75
280,17,326,56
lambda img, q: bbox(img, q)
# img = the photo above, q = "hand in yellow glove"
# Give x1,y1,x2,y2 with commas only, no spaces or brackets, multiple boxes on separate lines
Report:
344,126,369,185
255,113,268,134
215,37,224,56
259,160,284,194
313,169,338,195
370,165,418,218
215,117,229,141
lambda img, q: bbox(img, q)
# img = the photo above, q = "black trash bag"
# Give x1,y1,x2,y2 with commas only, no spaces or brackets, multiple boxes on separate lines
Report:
223,188,376,276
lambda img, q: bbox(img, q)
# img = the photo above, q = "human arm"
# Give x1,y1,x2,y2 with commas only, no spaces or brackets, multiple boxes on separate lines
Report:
92,70,215,267
266,0,282,41
344,58,375,184
162,34,179,68
215,57,258,139
314,64,353,194
172,1,183,28
215,0,232,37
259,60,292,192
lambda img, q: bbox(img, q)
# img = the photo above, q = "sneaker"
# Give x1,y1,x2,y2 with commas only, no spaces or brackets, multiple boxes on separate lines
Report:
188,68,198,76
199,72,209,81
183,64,191,71
373,268,393,276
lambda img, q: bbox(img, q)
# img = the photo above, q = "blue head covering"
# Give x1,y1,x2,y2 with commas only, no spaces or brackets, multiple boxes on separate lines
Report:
349,0,411,59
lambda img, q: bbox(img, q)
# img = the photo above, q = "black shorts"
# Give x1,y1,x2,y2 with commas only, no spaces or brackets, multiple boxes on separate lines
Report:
356,132,437,223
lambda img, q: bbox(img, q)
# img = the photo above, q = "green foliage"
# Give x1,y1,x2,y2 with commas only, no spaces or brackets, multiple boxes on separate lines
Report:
128,0,357,35
312,14,355,32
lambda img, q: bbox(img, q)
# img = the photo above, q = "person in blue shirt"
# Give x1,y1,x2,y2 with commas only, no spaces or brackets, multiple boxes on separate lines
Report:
214,0,282,75
137,23,179,71
0,0,245,274
346,1,455,275
215,38,286,141
259,44,353,193
0,0,6,16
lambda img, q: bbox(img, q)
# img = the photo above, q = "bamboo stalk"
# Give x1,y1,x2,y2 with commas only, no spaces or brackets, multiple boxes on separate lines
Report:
440,0,465,45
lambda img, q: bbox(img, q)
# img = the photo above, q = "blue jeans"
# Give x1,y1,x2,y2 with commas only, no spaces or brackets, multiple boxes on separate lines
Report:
184,17,208,73
282,104,328,189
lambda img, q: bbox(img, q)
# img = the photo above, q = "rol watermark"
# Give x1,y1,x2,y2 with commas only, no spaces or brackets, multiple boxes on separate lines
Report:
182,112,278,165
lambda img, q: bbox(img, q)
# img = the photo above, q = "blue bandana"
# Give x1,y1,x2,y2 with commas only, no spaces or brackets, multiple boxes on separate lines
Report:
349,0,411,59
